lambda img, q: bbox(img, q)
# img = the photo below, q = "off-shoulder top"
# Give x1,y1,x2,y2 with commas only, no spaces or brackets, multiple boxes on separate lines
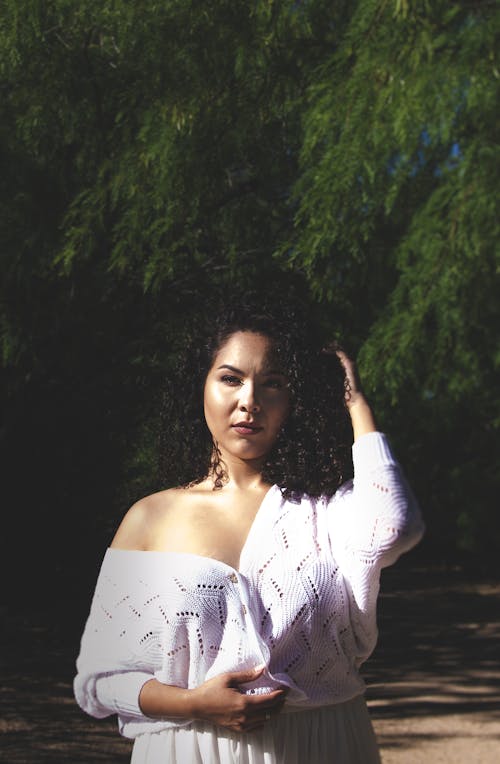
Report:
74,432,424,738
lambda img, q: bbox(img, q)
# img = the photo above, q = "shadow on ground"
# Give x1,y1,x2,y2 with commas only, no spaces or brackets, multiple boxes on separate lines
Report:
365,567,500,760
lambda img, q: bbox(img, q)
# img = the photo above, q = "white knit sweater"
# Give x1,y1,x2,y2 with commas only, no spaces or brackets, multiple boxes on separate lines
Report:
74,432,424,739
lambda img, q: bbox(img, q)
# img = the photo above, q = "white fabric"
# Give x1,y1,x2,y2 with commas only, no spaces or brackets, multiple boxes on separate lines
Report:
130,695,381,763
74,432,424,742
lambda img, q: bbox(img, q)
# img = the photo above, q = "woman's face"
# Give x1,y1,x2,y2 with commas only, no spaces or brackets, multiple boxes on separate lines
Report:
204,331,290,467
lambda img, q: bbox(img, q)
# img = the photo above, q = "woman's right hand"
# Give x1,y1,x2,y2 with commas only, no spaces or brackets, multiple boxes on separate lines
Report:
189,666,288,732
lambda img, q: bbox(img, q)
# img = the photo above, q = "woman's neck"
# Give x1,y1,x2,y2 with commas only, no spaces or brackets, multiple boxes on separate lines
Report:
209,452,268,491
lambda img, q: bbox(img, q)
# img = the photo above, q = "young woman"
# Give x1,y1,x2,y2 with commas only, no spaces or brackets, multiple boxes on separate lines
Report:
74,301,424,763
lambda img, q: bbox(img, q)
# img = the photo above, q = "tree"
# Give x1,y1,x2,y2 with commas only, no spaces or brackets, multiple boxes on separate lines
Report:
1,0,342,601
281,0,500,559
1,1,498,598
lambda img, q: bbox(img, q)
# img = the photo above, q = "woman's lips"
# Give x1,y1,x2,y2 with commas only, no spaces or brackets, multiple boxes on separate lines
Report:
232,424,263,435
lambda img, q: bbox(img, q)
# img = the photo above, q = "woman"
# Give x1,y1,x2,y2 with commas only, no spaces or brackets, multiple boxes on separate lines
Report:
74,301,424,763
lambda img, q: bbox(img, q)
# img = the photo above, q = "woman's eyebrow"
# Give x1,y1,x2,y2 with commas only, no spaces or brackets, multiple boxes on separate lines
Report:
217,364,285,376
217,364,244,374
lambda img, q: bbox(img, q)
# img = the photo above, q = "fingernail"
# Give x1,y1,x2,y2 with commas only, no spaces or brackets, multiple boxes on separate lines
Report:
254,663,266,672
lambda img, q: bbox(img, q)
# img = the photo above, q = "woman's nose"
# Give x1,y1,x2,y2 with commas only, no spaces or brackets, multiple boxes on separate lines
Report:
239,383,260,412
239,401,260,413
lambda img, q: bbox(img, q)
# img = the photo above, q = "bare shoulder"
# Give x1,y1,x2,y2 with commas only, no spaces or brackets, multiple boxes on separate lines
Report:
110,487,186,550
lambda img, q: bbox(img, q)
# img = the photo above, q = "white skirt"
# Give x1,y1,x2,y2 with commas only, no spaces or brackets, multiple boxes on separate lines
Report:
131,695,381,764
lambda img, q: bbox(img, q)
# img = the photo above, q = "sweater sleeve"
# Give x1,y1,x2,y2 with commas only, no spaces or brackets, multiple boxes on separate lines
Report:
328,431,424,571
74,670,152,720
73,550,163,723
92,672,153,718
326,432,424,659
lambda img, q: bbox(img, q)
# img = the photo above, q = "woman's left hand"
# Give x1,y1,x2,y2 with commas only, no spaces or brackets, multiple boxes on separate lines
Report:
324,345,377,440
334,349,365,409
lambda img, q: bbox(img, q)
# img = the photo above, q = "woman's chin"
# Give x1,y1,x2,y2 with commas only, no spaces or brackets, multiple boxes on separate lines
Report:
221,445,269,465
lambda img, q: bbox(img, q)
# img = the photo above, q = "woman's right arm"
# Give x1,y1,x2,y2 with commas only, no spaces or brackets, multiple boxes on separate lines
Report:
76,501,287,732
79,662,286,732
139,669,287,732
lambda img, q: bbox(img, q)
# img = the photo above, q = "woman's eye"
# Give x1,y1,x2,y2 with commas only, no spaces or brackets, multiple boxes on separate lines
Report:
221,375,241,385
265,378,285,389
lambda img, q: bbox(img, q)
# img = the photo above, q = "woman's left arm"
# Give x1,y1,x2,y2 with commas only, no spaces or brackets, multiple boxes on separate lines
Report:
336,350,376,441
330,351,425,569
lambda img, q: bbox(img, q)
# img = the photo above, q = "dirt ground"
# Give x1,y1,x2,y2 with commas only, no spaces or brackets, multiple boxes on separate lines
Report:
366,567,500,763
1,566,499,763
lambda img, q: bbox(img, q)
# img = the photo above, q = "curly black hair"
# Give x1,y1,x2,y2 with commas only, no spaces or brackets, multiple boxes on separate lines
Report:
158,294,352,498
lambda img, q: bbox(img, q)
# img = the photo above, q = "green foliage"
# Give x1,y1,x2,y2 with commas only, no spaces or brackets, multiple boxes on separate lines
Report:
2,0,339,297
284,0,500,558
1,0,499,592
